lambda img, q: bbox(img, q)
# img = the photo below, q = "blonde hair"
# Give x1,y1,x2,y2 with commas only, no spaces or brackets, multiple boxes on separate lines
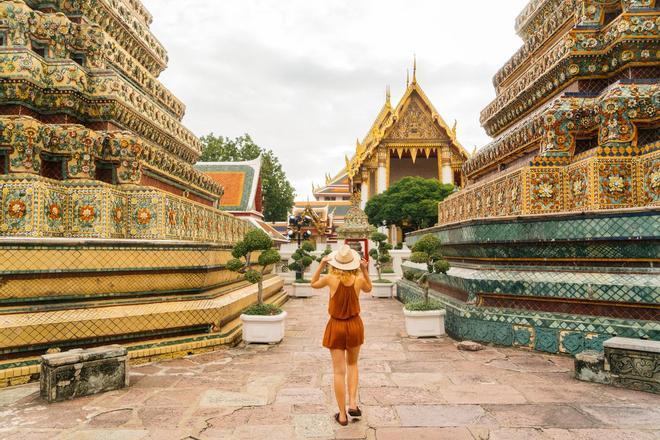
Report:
329,266,359,283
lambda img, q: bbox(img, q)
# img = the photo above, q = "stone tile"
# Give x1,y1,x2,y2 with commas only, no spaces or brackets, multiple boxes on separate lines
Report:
376,427,474,440
136,407,188,429
292,414,335,438
485,404,598,429
390,372,451,389
86,408,135,428
0,384,39,406
439,384,527,404
199,389,268,407
232,424,296,439
548,428,660,440
57,430,149,440
361,387,445,405
578,404,660,429
396,404,486,427
275,387,327,405
488,427,555,439
364,405,400,427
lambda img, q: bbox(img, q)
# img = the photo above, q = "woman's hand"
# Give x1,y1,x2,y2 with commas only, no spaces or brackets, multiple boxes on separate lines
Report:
320,255,331,266
360,258,369,272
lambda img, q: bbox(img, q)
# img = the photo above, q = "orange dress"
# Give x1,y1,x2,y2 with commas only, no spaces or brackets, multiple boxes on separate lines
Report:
323,281,364,349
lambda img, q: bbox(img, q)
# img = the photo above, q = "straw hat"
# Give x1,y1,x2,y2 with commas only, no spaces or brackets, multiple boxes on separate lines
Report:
327,245,361,271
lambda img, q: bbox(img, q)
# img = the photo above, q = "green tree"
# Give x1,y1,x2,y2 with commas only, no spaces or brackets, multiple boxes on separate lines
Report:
200,133,295,222
226,229,282,314
408,234,450,308
288,240,316,282
364,177,454,234
369,231,392,282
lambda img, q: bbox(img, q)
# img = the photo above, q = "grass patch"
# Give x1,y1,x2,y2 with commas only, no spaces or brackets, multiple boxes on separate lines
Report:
404,300,444,311
373,279,392,284
242,303,284,316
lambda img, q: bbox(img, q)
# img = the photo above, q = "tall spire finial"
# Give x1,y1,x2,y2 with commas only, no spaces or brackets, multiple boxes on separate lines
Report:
412,54,417,84
385,84,391,105
406,69,410,87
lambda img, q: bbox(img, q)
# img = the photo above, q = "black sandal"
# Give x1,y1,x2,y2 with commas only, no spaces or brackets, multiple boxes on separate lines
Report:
348,406,362,417
334,413,348,426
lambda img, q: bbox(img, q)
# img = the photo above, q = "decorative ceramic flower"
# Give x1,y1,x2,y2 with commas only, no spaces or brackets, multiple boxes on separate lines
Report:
48,203,61,220
8,199,27,219
538,183,554,199
608,175,625,193
112,207,123,224
572,180,584,196
136,208,151,225
79,205,95,222
650,170,660,190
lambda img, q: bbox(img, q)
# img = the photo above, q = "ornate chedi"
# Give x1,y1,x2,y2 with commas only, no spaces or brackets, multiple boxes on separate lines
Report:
0,0,285,386
401,0,659,356
336,191,375,240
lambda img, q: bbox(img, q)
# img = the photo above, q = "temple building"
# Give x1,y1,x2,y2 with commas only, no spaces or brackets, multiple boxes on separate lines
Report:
0,0,284,386
280,64,469,242
195,157,287,244
346,63,469,209
401,0,659,364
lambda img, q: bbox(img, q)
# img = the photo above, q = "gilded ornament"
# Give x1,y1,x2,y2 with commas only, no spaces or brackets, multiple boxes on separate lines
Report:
537,183,554,199
608,175,625,193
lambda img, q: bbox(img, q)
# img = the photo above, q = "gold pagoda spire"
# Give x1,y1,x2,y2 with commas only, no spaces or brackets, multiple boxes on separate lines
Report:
412,54,417,85
406,69,410,87
385,85,391,107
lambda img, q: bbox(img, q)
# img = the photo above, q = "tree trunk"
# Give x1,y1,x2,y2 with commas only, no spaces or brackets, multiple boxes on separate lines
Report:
257,277,264,306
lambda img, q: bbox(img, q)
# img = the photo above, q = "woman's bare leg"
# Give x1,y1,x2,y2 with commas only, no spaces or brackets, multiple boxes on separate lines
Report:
346,346,360,410
330,349,347,422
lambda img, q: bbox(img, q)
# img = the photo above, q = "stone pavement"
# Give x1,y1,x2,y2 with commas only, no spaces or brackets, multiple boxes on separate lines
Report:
1,293,659,440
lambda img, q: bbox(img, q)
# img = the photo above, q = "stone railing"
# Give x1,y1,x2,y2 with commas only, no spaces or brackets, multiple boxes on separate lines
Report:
441,145,659,224
0,175,249,243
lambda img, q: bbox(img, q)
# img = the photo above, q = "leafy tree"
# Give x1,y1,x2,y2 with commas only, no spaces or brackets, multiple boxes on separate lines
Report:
407,234,450,308
200,133,295,222
364,177,454,234
369,231,392,282
226,229,282,314
288,240,316,281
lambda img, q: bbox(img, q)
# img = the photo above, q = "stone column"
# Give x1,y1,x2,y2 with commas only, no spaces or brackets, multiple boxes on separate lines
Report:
360,182,368,210
376,148,388,194
441,147,454,185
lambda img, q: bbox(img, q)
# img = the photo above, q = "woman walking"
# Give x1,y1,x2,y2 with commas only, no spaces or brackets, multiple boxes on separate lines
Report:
311,245,372,426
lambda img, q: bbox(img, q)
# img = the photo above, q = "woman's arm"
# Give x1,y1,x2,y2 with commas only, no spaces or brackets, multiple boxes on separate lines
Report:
310,256,330,289
358,258,372,293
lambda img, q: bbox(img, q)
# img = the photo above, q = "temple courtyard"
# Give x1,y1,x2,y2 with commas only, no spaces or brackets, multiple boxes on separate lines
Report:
1,294,658,440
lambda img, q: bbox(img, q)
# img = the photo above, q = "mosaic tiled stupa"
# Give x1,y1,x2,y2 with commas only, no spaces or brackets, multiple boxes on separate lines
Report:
0,0,284,386
401,0,659,355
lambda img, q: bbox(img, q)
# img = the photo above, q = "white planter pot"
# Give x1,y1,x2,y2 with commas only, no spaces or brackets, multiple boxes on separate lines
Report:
290,282,316,298
371,282,394,298
241,310,288,344
403,308,446,337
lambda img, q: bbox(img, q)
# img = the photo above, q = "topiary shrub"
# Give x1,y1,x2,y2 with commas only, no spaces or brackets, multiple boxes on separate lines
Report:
226,229,282,315
406,234,450,310
288,240,316,282
316,245,332,274
369,231,392,282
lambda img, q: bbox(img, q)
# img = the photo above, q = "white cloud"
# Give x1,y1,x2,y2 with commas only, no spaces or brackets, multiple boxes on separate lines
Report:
143,0,530,199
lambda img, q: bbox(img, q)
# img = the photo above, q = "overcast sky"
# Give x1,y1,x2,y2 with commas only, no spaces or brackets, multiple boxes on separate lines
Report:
143,0,529,199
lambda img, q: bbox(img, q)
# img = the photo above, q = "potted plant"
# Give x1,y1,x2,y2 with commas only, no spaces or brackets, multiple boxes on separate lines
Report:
403,234,450,337
227,229,286,344
317,245,332,273
288,240,317,297
369,232,394,298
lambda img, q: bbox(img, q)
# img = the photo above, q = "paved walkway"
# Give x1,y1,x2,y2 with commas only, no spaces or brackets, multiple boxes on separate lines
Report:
1,294,659,440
